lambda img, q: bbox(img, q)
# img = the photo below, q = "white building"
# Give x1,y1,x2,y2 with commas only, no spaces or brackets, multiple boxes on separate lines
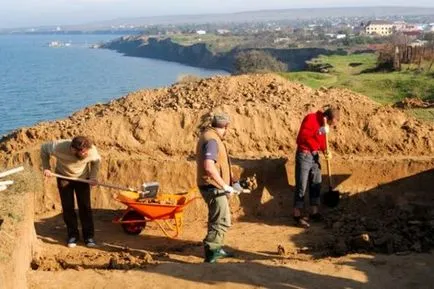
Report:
196,30,207,35
365,20,394,36
217,29,230,35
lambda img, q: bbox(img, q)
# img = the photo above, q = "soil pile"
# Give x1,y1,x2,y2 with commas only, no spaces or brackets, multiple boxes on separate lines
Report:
1,74,434,259
1,74,433,161
31,250,154,271
394,97,434,109
325,198,434,256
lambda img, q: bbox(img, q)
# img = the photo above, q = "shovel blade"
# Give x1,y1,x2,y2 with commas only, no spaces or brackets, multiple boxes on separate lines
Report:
323,189,340,208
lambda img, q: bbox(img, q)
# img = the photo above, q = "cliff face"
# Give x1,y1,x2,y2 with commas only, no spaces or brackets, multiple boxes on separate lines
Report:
103,36,233,71
102,36,347,73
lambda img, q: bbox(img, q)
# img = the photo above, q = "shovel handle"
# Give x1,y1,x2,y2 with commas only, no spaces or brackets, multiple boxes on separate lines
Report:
323,117,333,188
51,173,140,193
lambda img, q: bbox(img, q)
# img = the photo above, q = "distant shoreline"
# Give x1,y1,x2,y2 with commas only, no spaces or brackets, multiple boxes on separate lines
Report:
101,36,347,73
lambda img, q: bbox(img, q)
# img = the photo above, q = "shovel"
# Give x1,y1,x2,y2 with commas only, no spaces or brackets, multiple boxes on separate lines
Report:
322,118,340,208
50,173,157,197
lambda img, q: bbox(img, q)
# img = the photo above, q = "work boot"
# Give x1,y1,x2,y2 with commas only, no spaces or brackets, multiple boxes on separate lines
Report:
217,248,234,258
204,247,227,263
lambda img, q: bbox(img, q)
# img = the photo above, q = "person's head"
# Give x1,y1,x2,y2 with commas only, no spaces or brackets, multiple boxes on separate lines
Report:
211,113,231,138
70,136,93,159
323,107,340,126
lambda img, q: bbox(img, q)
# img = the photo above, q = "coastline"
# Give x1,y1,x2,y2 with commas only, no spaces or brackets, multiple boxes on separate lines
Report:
101,35,348,73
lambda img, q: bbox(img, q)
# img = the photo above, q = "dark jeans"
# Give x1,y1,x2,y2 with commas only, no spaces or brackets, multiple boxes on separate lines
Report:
199,186,231,251
294,151,322,209
57,178,94,240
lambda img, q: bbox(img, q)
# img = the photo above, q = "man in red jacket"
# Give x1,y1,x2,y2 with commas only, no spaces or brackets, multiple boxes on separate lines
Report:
294,107,340,228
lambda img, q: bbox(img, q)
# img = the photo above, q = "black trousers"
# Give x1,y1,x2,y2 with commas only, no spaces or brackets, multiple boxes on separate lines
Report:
57,178,94,240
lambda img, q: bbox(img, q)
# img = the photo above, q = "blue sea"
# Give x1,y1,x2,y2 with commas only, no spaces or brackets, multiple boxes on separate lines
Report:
0,35,227,136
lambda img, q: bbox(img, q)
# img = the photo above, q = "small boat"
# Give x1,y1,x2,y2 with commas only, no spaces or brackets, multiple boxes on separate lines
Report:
48,41,71,48
48,41,63,47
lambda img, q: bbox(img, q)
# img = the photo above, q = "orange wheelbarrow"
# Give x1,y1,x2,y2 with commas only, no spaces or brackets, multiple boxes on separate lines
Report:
112,189,199,238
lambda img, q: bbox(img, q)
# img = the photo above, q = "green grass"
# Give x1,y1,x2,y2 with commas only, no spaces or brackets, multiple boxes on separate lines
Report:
282,72,337,89
169,34,249,53
280,54,434,121
410,108,434,121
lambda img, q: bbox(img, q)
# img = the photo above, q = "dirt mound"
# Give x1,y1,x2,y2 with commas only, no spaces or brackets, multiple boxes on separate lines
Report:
394,97,434,109
325,198,434,256
31,250,154,271
1,74,433,161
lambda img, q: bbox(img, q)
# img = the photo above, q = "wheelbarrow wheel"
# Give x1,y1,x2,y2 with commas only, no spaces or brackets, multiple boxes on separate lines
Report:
121,211,146,235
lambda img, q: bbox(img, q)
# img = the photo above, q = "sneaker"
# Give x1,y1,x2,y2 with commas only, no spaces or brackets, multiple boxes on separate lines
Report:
85,238,96,247
67,237,77,248
294,216,310,229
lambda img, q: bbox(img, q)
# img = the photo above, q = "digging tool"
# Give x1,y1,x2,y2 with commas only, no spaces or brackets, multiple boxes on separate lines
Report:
0,166,24,178
216,181,252,196
322,117,340,208
50,173,158,198
0,181,14,186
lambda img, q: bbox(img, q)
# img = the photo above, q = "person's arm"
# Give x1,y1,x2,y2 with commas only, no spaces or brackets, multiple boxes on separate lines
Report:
88,149,101,186
298,115,321,151
204,160,229,189
40,142,56,177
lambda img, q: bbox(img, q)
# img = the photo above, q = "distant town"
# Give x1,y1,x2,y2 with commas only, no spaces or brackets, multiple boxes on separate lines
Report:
2,12,434,50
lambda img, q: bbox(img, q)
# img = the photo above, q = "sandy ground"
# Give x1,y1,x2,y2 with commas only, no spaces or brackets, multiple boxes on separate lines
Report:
29,210,434,289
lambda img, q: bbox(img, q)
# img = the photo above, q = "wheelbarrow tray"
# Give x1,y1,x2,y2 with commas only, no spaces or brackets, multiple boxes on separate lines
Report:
113,190,198,238
117,193,186,220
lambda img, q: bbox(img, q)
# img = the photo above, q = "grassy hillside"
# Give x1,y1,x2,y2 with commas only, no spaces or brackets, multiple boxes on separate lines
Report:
169,34,249,53
280,54,434,121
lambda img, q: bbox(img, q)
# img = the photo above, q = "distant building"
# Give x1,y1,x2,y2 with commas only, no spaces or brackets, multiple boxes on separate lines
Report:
196,30,207,35
393,21,407,31
402,30,422,38
396,23,421,33
273,37,291,44
216,29,231,35
410,39,428,47
365,20,394,36
336,34,347,39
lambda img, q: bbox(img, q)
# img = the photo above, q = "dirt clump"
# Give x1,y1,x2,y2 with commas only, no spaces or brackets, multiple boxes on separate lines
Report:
324,197,434,256
394,97,434,109
31,250,154,272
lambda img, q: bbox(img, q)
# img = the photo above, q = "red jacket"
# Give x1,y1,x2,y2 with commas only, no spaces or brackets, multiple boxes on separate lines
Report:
296,111,326,152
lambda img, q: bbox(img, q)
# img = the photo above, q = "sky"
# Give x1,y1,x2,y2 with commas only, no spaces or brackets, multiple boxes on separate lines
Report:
0,0,434,28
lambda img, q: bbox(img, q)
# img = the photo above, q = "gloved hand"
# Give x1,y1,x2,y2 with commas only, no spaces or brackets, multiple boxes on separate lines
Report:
318,126,330,135
232,182,243,193
324,151,332,160
223,184,236,196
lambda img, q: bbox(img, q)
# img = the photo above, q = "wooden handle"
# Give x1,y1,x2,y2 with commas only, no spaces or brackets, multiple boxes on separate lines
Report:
0,166,24,178
323,117,333,188
0,181,14,186
51,173,139,192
